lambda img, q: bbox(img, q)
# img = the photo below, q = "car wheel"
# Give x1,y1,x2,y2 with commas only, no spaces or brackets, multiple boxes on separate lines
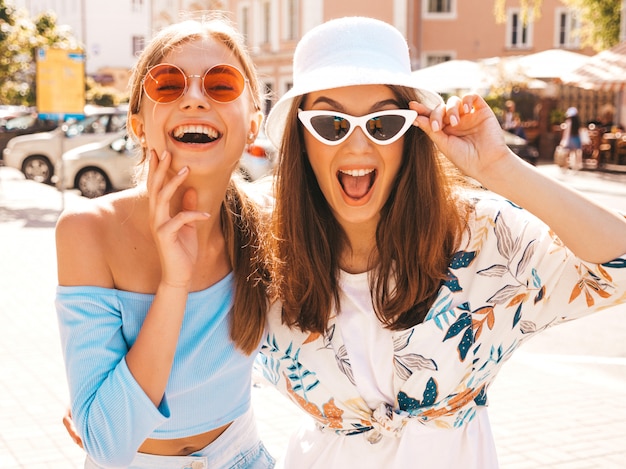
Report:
76,167,110,198
22,155,53,184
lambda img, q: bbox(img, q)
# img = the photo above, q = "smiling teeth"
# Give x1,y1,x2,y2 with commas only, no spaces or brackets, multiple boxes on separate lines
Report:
339,168,375,177
173,124,219,138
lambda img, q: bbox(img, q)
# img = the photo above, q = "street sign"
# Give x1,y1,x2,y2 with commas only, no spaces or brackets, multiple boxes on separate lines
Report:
36,48,86,121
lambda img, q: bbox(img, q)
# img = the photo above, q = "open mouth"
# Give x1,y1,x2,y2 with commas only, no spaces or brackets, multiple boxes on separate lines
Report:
171,124,220,144
337,168,376,200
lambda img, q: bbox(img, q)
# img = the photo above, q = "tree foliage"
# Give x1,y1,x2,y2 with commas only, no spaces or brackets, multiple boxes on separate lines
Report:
0,0,78,106
495,0,622,51
563,0,622,50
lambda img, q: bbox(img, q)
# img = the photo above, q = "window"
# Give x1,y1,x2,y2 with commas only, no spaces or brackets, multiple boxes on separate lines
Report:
240,6,249,41
132,36,145,57
286,0,299,41
424,54,453,67
506,9,533,49
555,8,580,48
131,0,143,12
262,1,271,44
428,0,451,13
423,0,456,19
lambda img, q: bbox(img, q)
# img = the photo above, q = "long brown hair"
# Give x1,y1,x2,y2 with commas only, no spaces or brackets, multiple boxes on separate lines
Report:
270,85,469,333
128,16,268,354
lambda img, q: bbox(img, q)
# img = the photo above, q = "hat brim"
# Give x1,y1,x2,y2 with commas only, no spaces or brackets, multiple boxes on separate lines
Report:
265,70,443,148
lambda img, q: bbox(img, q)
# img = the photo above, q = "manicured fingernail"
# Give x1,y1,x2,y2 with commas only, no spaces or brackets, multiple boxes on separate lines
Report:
159,150,167,161
178,166,188,176
432,120,440,132
450,115,459,126
464,104,470,113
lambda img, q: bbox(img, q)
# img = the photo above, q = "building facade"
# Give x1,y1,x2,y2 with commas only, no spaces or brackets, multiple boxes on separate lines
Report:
8,0,621,128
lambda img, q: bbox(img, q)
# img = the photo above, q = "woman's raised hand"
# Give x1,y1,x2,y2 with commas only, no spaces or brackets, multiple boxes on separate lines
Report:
146,149,210,289
411,94,518,184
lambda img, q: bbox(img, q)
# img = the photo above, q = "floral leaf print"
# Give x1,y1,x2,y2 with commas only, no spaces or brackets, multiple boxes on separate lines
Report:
304,332,321,344
598,264,613,282
397,377,439,414
472,306,495,341
335,345,355,385
392,329,414,352
426,293,458,329
393,353,438,381
443,312,474,361
516,240,536,277
285,375,344,429
443,250,477,292
443,312,471,340
487,284,521,304
507,292,528,308
569,264,614,307
531,268,542,288
512,303,523,328
519,320,537,334
494,211,516,259
602,258,626,269
477,264,509,277
449,250,477,269
255,353,281,386
322,399,345,429
534,285,545,303
323,323,336,348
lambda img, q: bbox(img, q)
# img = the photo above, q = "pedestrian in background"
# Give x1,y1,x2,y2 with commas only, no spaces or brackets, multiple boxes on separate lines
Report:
257,16,626,469
559,106,586,170
501,99,526,139
55,16,274,469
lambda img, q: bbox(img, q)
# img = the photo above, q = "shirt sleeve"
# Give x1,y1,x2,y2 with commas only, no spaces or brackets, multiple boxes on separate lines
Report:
471,196,626,339
56,287,169,467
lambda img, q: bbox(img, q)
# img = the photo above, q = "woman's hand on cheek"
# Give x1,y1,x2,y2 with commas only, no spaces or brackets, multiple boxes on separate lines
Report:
410,94,514,181
147,149,210,289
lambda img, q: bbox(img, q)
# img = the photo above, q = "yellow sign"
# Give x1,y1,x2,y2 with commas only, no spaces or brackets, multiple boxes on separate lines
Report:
36,48,86,120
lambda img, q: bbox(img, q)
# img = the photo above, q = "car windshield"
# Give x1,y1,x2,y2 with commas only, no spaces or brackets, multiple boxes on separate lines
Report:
64,112,126,137
3,114,37,131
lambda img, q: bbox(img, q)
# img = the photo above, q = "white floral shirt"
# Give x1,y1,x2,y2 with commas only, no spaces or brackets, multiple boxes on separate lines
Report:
256,192,626,468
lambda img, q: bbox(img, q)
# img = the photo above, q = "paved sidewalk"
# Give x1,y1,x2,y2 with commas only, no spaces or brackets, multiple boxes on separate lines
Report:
1,166,625,468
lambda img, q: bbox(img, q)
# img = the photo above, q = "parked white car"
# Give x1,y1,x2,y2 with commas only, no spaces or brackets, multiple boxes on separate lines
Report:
239,128,277,181
56,131,141,199
3,106,127,184
57,126,277,199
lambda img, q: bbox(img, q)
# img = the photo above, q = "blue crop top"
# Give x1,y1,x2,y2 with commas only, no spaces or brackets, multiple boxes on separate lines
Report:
56,272,258,467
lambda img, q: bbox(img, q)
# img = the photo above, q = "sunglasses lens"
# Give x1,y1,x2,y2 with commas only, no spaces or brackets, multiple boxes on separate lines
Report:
308,114,409,143
203,65,245,103
309,115,352,143
365,115,408,141
143,64,186,103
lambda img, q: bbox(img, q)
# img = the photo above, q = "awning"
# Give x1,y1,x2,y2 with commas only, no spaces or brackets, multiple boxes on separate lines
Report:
510,49,591,80
411,60,494,94
562,41,626,92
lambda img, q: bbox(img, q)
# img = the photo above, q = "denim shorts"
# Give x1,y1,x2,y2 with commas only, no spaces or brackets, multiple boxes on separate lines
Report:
84,408,275,469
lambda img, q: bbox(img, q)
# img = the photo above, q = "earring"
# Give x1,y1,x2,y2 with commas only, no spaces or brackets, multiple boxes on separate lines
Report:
248,132,255,141
140,135,146,146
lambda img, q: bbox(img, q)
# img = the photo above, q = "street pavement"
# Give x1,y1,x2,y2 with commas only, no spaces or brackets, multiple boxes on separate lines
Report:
1,164,626,468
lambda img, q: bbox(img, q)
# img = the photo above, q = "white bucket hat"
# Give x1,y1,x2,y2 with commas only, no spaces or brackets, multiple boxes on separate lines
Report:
265,16,443,148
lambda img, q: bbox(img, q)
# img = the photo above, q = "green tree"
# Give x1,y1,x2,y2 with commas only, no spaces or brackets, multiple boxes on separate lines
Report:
563,0,622,50
0,1,78,106
494,0,622,51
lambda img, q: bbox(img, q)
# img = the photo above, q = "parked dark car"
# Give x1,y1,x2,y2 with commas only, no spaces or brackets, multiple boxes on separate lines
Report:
0,113,58,159
503,129,539,165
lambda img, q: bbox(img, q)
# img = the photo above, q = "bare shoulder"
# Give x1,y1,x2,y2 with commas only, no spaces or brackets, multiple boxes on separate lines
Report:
56,188,146,287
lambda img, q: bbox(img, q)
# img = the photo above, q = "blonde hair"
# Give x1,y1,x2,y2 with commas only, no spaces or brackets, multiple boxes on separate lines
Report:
128,15,269,354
